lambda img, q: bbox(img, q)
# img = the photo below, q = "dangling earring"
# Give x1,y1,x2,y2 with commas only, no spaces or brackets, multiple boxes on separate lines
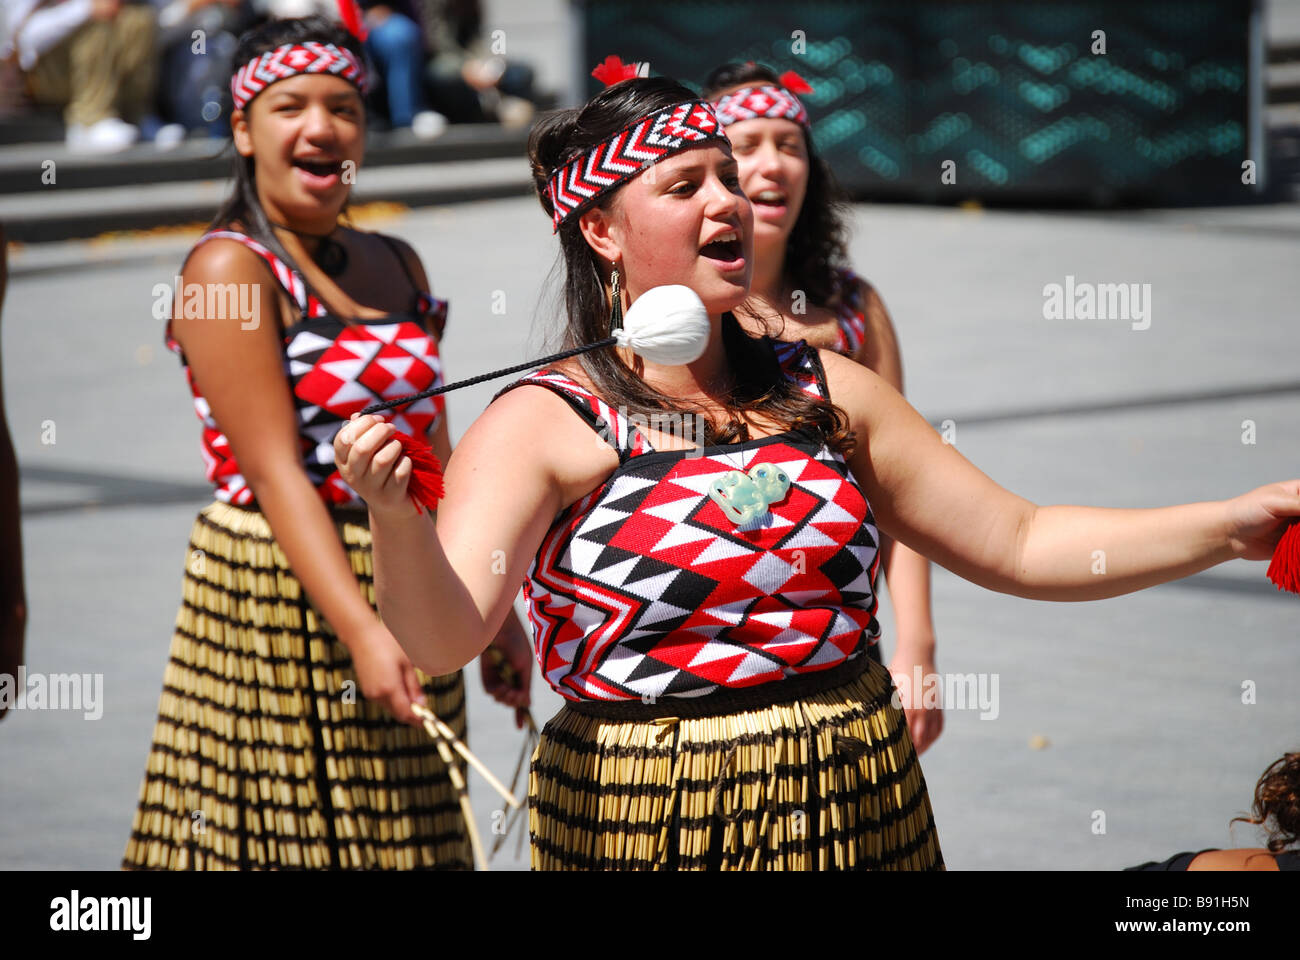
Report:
609,262,623,332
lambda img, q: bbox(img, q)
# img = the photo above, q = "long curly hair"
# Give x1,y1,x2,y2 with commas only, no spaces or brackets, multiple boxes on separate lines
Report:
1230,751,1300,854
703,61,851,308
527,76,854,453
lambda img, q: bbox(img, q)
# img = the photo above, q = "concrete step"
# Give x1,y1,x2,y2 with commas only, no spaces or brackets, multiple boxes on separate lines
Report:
0,155,533,243
0,123,528,194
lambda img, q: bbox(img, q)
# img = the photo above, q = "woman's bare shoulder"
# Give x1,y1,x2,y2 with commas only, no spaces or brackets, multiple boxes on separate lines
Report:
463,374,619,502
1187,848,1281,871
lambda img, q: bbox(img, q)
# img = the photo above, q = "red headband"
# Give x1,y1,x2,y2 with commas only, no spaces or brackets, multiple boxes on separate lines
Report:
545,100,728,231
230,42,369,112
712,74,813,129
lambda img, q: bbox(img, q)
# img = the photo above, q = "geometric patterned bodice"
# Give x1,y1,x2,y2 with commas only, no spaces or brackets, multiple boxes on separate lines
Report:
164,229,448,507
496,338,882,704
830,266,868,356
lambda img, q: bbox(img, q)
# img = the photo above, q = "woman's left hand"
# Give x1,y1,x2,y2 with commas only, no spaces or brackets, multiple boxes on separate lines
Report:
889,647,944,756
480,614,534,728
1224,480,1300,560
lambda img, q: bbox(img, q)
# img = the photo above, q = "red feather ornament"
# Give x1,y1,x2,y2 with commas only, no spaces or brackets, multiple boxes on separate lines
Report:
591,55,646,87
337,0,369,42
1266,521,1300,593
778,70,814,94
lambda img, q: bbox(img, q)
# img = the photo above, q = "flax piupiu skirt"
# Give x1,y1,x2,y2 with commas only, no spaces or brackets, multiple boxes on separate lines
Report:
122,501,471,870
528,656,943,870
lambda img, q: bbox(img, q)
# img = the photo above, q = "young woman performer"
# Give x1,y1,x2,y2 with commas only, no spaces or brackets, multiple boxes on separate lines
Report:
335,71,1300,871
704,61,942,754
122,16,532,871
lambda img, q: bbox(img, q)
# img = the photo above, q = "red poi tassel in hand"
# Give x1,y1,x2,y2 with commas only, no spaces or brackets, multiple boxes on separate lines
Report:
1267,521,1300,593
390,431,445,513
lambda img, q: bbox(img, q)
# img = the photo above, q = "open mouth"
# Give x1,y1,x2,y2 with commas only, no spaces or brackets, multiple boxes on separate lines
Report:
700,230,743,264
751,189,787,208
293,157,343,183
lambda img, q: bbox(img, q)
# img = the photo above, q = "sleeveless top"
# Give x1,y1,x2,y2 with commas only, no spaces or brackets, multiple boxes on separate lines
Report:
831,266,868,357
165,229,449,507
1126,849,1300,871
495,339,883,705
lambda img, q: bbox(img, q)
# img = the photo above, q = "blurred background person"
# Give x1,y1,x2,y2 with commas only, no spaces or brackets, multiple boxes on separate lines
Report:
704,61,943,753
416,0,535,128
2,0,160,152
149,0,255,142
358,0,447,138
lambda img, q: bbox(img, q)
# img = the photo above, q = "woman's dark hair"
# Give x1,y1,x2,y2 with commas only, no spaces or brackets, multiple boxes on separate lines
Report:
1231,751,1300,854
527,76,853,453
702,62,851,309
206,16,366,314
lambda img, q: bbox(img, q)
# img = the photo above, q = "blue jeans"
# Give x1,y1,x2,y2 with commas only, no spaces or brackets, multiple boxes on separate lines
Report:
365,13,428,127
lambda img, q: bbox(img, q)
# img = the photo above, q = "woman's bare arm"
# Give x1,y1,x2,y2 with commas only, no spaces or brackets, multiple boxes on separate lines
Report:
825,349,1295,600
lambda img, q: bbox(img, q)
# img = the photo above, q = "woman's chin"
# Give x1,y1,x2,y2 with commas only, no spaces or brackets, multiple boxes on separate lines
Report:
698,278,750,316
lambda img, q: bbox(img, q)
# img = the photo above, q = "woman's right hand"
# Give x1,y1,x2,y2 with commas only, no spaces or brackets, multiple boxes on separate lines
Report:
335,414,420,520
346,621,428,727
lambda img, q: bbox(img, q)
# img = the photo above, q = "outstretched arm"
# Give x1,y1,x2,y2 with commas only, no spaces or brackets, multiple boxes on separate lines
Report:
824,349,1300,600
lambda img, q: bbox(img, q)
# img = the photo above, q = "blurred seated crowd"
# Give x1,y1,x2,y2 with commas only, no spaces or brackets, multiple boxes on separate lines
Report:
0,0,542,152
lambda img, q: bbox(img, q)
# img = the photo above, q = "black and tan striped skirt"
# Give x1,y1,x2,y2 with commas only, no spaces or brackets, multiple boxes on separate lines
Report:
122,501,471,870
528,657,943,870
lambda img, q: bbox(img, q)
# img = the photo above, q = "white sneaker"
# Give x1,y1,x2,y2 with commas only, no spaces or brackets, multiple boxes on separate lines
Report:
410,110,448,141
66,116,139,154
153,123,186,151
497,96,535,131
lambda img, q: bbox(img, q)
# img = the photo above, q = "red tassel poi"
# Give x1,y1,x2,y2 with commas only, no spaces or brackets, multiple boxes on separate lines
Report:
392,430,445,512
779,70,814,95
1266,521,1300,593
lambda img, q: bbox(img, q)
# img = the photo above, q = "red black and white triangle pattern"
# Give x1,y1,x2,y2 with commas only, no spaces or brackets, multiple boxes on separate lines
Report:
712,84,809,129
509,340,881,703
546,100,728,230
287,318,445,504
832,267,868,357
165,231,446,507
230,42,369,112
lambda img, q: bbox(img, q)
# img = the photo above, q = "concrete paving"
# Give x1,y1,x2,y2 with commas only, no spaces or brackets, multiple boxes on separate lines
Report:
1,192,1298,871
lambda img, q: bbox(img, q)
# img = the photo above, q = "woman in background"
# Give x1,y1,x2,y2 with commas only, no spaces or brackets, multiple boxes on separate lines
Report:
705,61,942,753
123,15,531,870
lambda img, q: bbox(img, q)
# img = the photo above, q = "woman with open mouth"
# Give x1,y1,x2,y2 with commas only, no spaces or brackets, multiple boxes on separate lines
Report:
703,61,944,756
334,62,1300,871
122,15,533,871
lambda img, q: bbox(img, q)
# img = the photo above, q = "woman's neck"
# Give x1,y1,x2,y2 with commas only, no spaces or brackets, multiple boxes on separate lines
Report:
748,235,788,304
258,190,343,246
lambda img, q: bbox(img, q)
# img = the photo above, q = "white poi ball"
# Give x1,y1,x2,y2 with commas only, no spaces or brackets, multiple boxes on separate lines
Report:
614,285,711,366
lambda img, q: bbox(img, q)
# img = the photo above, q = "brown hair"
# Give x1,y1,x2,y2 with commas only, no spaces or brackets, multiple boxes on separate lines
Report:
1231,751,1300,854
527,76,854,453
